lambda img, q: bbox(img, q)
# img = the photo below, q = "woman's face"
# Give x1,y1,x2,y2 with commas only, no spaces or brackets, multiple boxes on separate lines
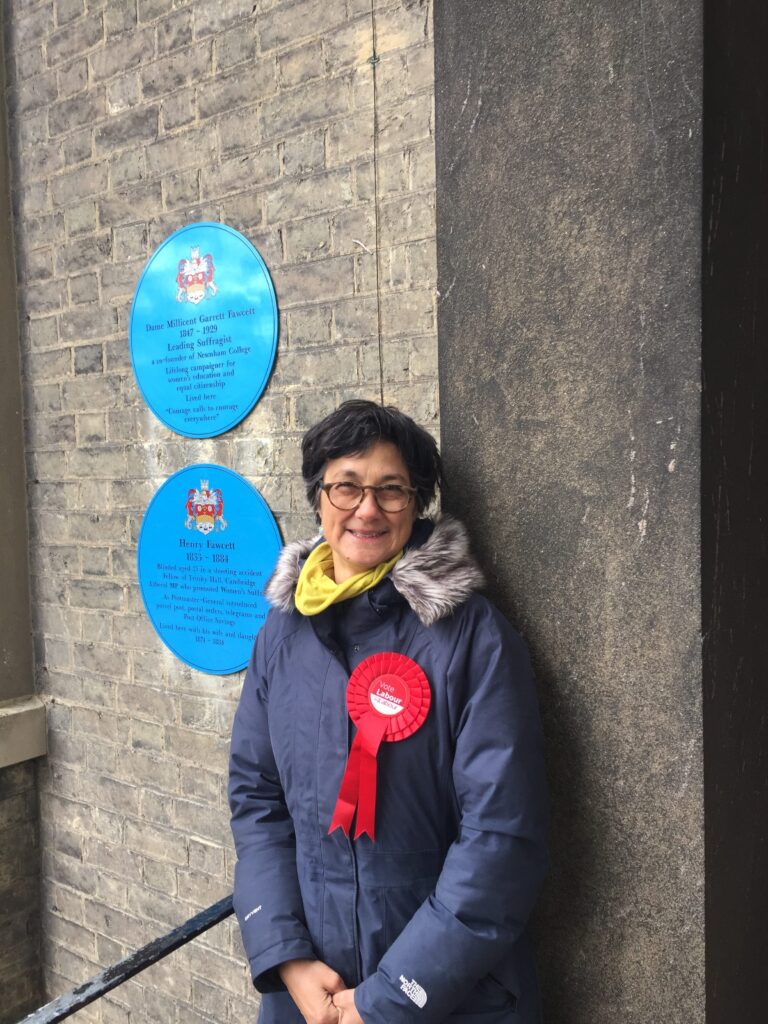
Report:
319,440,418,584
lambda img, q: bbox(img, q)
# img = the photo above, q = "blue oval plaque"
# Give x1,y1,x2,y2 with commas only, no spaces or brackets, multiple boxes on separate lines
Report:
130,222,278,438
137,464,282,674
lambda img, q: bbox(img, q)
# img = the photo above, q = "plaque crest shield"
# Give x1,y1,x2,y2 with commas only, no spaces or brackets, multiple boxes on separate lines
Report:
185,480,227,535
176,245,218,304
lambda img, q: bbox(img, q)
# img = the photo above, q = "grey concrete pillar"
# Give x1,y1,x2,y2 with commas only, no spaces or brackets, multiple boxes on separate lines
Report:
0,12,44,757
434,2,703,1020
0,27,43,1023
0,5,33,710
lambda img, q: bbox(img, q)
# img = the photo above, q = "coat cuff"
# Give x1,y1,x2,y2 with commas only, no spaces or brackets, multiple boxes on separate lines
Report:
249,938,318,994
354,896,511,1023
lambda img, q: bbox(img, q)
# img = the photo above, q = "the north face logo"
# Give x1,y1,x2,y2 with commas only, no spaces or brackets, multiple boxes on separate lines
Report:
399,975,427,1008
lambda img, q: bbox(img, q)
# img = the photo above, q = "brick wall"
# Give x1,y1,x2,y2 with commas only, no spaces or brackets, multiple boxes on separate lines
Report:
3,0,437,1018
0,762,41,1024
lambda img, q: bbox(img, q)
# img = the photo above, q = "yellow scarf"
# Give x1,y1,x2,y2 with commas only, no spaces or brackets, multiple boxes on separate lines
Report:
294,542,403,616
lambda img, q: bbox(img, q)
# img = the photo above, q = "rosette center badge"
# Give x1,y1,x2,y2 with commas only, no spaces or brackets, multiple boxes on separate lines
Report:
130,222,278,438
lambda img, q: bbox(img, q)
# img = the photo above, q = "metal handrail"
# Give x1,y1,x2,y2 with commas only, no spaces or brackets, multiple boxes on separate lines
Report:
18,894,234,1024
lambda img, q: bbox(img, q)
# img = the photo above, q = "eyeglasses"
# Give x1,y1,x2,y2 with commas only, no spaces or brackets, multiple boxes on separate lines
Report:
321,482,417,512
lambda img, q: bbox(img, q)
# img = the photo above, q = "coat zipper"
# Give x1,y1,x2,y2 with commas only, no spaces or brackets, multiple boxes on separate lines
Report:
347,832,363,985
328,639,363,987
343,673,363,986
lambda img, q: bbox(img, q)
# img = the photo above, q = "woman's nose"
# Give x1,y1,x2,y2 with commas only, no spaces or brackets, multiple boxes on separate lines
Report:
356,489,381,516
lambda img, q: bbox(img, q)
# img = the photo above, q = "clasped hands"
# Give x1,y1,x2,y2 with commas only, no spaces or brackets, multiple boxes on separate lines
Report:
279,959,364,1024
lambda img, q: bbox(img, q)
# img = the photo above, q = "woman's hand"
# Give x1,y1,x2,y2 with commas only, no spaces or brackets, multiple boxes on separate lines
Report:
332,988,364,1023
278,959,346,1024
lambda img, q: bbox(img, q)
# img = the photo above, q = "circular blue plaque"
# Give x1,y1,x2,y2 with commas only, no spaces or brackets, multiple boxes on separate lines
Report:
137,464,282,674
130,222,278,438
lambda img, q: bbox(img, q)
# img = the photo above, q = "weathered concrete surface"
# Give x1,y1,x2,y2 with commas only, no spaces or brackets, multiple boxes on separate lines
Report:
434,2,703,1020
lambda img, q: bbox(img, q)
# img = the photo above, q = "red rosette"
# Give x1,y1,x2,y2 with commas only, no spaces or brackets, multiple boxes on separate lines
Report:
329,653,431,841
347,651,431,742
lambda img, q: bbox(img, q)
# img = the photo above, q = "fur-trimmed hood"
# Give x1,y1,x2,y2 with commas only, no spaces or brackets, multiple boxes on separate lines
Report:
264,516,485,627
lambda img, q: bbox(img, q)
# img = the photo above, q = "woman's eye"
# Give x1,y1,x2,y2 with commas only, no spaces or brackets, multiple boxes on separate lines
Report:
378,486,404,498
334,483,360,495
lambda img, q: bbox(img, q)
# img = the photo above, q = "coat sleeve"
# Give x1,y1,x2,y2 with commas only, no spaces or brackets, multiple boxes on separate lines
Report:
228,620,317,991
354,601,549,1023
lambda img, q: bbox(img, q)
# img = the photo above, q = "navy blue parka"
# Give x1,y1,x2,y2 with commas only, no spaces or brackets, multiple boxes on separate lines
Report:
229,518,548,1023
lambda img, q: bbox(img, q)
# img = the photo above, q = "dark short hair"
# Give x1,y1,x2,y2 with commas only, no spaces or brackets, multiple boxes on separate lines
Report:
301,400,443,514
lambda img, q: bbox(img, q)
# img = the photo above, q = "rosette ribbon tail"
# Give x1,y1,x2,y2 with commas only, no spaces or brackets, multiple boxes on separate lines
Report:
354,713,389,839
328,713,388,840
328,733,362,836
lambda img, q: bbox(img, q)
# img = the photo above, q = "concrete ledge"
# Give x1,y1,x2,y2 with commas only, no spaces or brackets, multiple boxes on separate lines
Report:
0,696,46,768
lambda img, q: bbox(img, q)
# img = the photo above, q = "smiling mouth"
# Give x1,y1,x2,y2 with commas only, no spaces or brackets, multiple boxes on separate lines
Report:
347,529,387,539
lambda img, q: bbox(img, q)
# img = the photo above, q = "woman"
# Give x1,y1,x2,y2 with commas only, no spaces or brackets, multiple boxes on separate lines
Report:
229,401,548,1023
